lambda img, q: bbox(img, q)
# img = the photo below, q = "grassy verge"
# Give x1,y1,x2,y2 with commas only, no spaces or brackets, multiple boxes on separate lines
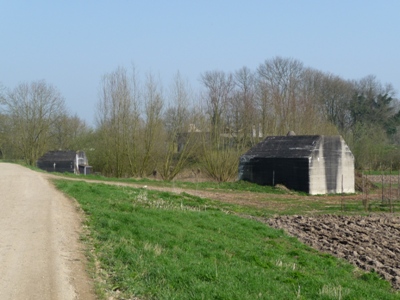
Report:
55,180,398,299
362,170,400,175
49,171,286,194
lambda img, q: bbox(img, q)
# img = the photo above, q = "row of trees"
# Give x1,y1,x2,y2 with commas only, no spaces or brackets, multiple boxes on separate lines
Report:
0,81,92,165
1,57,400,180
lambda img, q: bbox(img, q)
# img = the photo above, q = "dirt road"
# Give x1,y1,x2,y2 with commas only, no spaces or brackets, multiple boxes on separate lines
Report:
0,163,95,300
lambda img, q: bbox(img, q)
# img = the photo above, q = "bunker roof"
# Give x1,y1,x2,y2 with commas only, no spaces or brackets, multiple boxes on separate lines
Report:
37,150,77,162
243,135,322,159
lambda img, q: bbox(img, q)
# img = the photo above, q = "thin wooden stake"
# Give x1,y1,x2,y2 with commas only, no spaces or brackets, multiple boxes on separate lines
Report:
382,171,384,203
341,174,344,212
390,164,393,213
272,170,275,186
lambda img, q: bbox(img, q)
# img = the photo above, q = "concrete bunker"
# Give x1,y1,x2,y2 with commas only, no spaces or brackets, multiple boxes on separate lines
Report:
37,150,92,175
238,133,355,195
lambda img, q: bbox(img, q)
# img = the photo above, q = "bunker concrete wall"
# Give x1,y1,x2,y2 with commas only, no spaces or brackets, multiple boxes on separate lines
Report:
340,137,355,194
309,136,354,195
308,143,326,195
239,135,355,195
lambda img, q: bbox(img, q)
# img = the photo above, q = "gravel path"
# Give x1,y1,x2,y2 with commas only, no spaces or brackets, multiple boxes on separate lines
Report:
0,163,95,300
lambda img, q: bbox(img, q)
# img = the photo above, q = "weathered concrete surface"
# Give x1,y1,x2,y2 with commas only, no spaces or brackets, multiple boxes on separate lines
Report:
309,136,354,195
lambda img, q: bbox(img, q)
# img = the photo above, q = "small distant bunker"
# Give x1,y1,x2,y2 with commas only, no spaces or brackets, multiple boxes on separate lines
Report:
238,134,355,195
37,150,92,175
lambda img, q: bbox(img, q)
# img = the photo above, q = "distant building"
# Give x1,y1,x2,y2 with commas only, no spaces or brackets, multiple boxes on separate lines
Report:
37,150,92,175
238,133,355,194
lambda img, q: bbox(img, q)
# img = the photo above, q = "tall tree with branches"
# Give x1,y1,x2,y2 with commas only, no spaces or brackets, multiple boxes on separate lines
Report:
95,66,138,177
257,57,303,134
0,80,66,165
137,73,164,177
200,70,241,182
159,72,198,180
200,70,234,143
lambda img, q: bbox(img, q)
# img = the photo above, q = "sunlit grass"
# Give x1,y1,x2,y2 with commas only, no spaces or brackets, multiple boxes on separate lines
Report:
53,170,287,194
55,180,399,300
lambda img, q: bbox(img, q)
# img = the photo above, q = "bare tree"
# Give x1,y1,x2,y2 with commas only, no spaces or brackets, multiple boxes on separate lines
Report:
0,84,6,158
255,78,271,138
200,70,234,141
50,113,92,151
137,73,164,177
95,66,137,177
0,81,66,165
317,73,354,133
0,112,10,159
200,70,242,182
231,66,257,145
159,72,198,180
257,57,303,134
123,66,141,176
295,68,339,135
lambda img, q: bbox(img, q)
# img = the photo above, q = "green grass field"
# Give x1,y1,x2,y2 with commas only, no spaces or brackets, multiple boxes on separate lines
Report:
50,170,287,194
54,179,399,300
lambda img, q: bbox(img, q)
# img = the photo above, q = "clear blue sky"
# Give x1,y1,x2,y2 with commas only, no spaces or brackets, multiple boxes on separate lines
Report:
1,1,399,126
